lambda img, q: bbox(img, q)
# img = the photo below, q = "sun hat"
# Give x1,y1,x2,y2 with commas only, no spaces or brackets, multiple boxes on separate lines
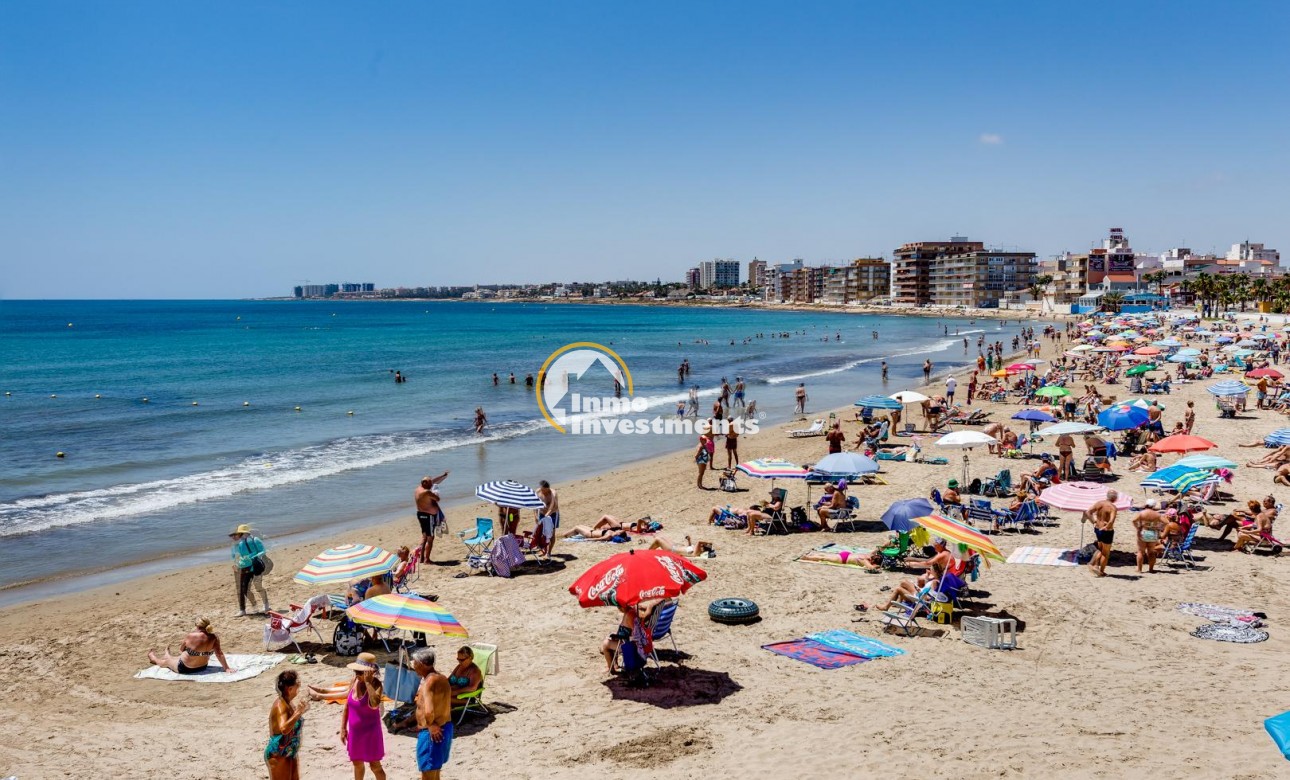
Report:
229,523,253,537
346,652,379,673
948,479,959,488
1145,498,1158,509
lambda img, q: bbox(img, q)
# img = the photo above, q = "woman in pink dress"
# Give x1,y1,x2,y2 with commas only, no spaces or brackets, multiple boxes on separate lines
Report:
340,652,386,780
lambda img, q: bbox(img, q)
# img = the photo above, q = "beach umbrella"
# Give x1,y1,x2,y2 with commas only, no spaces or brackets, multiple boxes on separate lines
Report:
1097,404,1149,431
1125,398,1163,410
1141,465,1220,493
810,451,879,477
1070,344,1095,351
1038,482,1133,511
935,430,997,485
1215,336,1233,344
1034,386,1071,399
1006,363,1035,373
1168,353,1199,363
910,513,1004,562
991,369,1008,378
1149,434,1217,454
1133,346,1162,356
1207,380,1250,396
1012,409,1056,423
295,543,397,586
1152,339,1183,348
1175,454,1237,470
736,458,809,481
347,594,469,637
569,549,706,608
1265,428,1290,446
880,498,935,533
1247,368,1284,379
855,395,902,410
1125,363,1157,377
1036,421,1103,436
1230,349,1256,359
475,480,546,509
889,390,930,404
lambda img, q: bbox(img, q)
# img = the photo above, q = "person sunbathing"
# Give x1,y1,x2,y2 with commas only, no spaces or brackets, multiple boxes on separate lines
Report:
649,534,715,557
561,516,631,540
1275,464,1290,487
1020,456,1058,493
1247,446,1290,468
802,547,882,570
1128,447,1157,473
147,617,233,675
1209,499,1262,540
1233,503,1278,553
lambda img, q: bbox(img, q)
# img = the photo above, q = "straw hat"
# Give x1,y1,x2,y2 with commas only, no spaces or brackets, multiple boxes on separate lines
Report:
346,652,379,673
228,523,253,537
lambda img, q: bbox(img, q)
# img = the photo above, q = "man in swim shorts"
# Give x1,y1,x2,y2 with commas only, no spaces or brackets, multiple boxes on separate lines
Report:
413,648,453,779
534,480,560,556
414,472,449,564
1084,489,1119,577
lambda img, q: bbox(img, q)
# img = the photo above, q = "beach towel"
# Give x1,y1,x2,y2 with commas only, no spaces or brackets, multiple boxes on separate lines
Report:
1190,623,1269,644
1176,603,1257,623
134,653,284,683
794,544,871,569
761,639,870,669
1006,547,1079,567
1265,710,1290,760
806,629,905,658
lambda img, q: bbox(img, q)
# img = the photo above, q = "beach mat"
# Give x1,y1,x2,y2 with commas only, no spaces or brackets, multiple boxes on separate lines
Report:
1191,623,1269,644
1176,603,1258,623
761,639,869,669
1006,546,1079,567
135,653,284,683
806,629,905,658
794,543,871,569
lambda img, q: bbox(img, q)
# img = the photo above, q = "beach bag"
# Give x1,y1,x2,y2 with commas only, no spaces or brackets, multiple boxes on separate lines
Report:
259,553,274,576
720,474,738,492
1075,543,1097,565
333,620,364,656
968,478,983,496
384,703,417,735
791,506,809,527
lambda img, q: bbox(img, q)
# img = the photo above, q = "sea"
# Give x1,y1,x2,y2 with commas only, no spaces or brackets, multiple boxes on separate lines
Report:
0,300,1034,600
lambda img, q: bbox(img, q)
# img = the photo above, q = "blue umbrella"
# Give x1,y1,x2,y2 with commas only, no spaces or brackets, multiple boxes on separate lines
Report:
1207,380,1250,397
1012,409,1056,423
809,451,879,477
1266,429,1290,447
1175,454,1237,470
1215,336,1233,344
854,395,903,410
1140,464,1204,489
1097,404,1149,431
881,498,935,533
1168,353,1199,363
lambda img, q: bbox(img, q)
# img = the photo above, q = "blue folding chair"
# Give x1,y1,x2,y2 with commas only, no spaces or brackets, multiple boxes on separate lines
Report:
459,517,494,559
1162,522,1201,568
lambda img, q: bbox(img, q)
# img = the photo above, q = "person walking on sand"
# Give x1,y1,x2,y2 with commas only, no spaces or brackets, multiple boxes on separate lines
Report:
413,648,454,780
341,653,387,780
414,472,449,564
474,407,487,434
535,480,560,556
795,383,807,415
695,429,713,489
1184,400,1196,434
1084,489,1119,577
230,524,270,617
732,377,746,411
945,375,957,406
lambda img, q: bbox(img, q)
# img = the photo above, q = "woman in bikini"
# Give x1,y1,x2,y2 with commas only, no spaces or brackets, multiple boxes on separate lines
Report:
649,534,715,558
266,670,308,780
560,515,649,540
448,646,483,697
799,547,881,570
147,617,233,675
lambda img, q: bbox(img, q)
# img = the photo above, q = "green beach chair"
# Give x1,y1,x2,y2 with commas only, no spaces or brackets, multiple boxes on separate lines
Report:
453,642,498,724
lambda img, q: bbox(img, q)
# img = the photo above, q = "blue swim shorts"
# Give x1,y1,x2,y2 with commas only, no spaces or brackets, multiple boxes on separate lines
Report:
417,724,453,771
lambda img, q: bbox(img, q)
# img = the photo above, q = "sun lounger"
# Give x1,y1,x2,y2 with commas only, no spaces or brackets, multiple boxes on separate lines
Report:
788,419,826,438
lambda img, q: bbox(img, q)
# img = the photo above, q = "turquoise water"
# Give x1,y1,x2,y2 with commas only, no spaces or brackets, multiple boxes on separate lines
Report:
0,300,1032,589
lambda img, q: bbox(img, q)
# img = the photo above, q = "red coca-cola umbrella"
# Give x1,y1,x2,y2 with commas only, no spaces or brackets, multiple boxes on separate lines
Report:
569,549,706,609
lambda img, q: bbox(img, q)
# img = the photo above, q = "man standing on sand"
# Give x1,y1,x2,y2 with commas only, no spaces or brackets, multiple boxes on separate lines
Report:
413,648,453,780
945,375,957,406
1184,400,1196,434
414,472,450,564
1084,489,1119,577
923,359,932,384
535,480,560,556
795,383,807,415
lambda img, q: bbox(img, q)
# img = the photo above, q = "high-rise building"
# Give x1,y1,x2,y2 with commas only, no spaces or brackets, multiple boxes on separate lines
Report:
684,267,701,289
891,238,983,305
820,258,892,303
747,258,767,290
698,259,740,289
763,260,804,302
928,248,1037,307
1084,227,1137,291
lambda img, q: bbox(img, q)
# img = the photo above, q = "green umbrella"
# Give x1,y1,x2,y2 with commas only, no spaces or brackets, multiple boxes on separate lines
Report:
1125,363,1157,377
1034,386,1071,398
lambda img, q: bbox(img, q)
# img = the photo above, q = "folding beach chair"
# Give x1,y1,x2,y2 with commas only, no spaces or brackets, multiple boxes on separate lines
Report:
394,548,423,594
878,531,912,570
646,600,681,668
993,500,1038,534
788,419,825,438
263,594,330,654
755,488,792,536
881,586,935,637
453,643,498,724
825,495,859,531
1161,523,1201,568
459,517,494,559
980,469,1012,497
965,499,997,531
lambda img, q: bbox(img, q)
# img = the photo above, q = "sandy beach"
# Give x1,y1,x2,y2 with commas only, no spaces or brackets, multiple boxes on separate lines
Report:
4,317,1290,779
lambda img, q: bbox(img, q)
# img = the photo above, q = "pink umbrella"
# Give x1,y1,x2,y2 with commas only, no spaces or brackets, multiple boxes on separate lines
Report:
1037,482,1133,512
1006,363,1036,373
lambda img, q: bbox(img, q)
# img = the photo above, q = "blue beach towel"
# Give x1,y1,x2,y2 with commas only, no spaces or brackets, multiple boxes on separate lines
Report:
807,629,906,658
1266,711,1290,760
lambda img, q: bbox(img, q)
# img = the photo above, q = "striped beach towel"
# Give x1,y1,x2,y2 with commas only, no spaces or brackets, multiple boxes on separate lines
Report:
807,629,905,658
1006,546,1079,567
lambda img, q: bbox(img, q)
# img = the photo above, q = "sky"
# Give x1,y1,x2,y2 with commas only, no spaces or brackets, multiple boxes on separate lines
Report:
1,1,1287,299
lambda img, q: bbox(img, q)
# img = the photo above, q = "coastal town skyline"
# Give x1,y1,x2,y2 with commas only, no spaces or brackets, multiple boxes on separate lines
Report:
3,3,1288,299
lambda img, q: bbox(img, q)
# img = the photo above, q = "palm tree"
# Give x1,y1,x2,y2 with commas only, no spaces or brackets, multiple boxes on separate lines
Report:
1102,291,1125,313
1028,274,1053,304
1251,277,1270,312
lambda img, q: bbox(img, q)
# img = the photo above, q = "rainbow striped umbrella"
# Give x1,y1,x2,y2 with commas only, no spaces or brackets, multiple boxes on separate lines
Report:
911,513,1004,562
347,594,469,637
736,458,808,480
294,544,397,585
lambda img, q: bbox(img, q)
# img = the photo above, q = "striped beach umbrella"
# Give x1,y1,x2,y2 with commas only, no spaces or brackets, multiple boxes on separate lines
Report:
1035,421,1103,436
855,395,903,410
736,458,809,480
475,480,545,509
294,544,397,585
1038,482,1132,512
347,594,469,637
1266,428,1290,446
910,513,1004,562
1207,380,1250,396
1141,465,1219,493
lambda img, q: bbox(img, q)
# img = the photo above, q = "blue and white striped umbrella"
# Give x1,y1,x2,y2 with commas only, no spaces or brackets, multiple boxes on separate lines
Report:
1266,429,1290,447
854,395,903,410
1141,465,1219,493
1207,380,1250,397
474,480,546,509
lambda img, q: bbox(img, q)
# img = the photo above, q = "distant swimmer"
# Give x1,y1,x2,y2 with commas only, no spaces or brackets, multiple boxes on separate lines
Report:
509,372,516,384
414,471,450,562
525,373,534,388
872,331,879,340
963,338,968,351
492,373,499,386
835,332,841,341
474,407,487,434
678,362,685,384
394,370,406,383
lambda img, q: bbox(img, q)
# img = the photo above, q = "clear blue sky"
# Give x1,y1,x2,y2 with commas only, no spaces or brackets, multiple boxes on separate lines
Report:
2,1,1287,298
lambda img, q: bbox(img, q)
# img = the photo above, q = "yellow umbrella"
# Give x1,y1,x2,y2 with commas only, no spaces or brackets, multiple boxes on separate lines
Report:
991,369,1008,378
912,513,1005,562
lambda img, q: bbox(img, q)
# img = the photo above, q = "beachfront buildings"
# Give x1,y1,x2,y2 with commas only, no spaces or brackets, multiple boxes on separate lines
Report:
763,260,804,302
820,258,891,303
891,238,1034,307
747,258,767,291
684,267,701,289
698,259,740,289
